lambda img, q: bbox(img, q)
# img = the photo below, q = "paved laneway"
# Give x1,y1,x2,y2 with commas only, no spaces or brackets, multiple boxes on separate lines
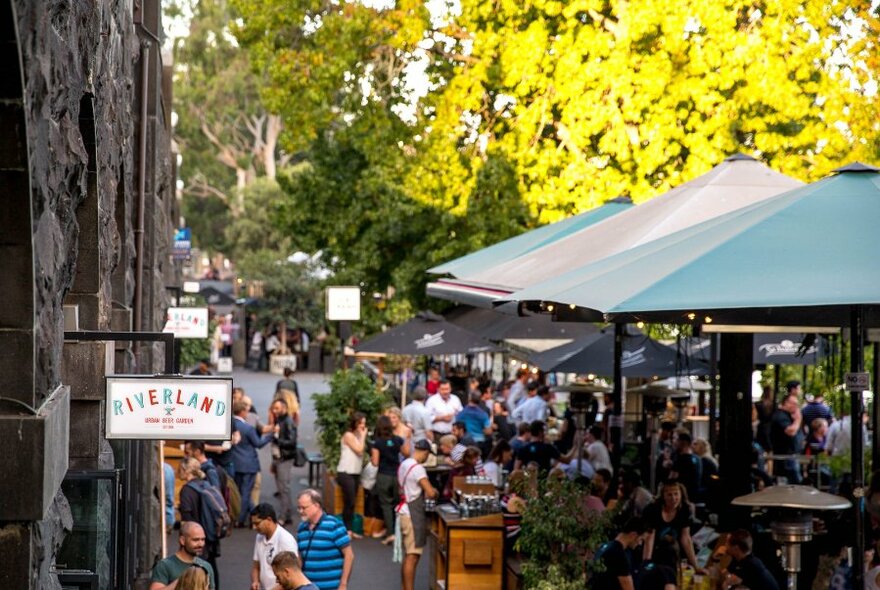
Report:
192,367,427,590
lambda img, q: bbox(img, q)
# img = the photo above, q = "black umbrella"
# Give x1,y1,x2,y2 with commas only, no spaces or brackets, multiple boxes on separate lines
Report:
445,305,598,341
199,286,237,306
355,311,499,355
529,329,709,377
753,333,823,365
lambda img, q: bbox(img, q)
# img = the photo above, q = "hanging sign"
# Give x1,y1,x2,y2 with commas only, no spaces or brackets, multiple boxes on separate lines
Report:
845,372,870,392
163,307,209,339
172,227,192,260
106,375,233,440
326,286,361,321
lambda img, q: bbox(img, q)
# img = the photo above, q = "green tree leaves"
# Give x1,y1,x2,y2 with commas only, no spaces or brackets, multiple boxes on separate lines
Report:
173,0,880,331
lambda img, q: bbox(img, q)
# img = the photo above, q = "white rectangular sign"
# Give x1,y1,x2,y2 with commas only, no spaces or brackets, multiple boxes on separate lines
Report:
163,307,209,339
326,286,361,321
845,372,871,392
106,376,233,440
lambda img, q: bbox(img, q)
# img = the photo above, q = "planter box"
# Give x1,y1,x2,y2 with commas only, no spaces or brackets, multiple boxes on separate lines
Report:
322,470,364,516
269,354,297,376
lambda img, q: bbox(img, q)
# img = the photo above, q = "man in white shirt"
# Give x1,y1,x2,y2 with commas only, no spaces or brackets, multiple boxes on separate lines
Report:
425,380,463,439
401,386,434,442
586,425,613,475
250,503,299,590
397,440,438,590
506,369,530,413
512,385,552,426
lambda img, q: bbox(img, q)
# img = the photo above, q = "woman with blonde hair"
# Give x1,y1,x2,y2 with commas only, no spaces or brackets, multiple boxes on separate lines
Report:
693,437,719,500
176,564,210,590
385,406,412,454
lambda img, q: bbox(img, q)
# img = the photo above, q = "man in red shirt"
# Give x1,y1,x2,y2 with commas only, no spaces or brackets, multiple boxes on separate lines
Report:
425,367,441,396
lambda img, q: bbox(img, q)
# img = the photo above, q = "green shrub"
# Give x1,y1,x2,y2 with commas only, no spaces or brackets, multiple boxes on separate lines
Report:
515,476,612,590
313,367,390,471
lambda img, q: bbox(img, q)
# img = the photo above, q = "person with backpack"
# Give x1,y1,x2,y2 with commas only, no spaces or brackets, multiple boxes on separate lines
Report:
185,441,242,524
178,457,230,589
270,398,299,524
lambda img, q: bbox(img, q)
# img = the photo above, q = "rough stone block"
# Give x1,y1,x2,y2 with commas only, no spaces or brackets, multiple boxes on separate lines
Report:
0,331,34,405
69,399,101,463
63,293,99,331
112,306,133,352
62,341,113,400
0,385,69,521
0,523,30,586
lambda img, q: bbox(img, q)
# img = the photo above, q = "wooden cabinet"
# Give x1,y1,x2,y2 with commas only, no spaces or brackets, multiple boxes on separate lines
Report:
429,509,505,590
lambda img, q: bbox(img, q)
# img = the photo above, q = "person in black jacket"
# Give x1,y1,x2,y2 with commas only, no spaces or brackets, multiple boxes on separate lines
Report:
177,457,222,589
271,398,298,524
723,529,780,590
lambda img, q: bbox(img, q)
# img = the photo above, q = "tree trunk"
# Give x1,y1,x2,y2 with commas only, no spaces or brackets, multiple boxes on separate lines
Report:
264,115,283,179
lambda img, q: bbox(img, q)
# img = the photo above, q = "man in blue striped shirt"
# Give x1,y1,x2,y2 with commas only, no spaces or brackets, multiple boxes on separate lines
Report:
295,489,353,590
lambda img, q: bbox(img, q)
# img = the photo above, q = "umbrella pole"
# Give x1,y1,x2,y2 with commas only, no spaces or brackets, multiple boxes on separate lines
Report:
850,306,866,590
873,342,880,471
611,323,625,474
401,358,409,408
709,333,719,449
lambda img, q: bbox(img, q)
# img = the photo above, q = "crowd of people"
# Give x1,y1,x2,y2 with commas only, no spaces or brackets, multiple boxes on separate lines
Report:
753,380,867,488
152,371,344,590
156,367,864,590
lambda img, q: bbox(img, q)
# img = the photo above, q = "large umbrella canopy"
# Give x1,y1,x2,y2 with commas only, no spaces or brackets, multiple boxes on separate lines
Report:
503,164,880,327
427,197,632,307
355,311,498,355
429,197,633,278
429,154,802,308
528,329,710,377
445,305,598,345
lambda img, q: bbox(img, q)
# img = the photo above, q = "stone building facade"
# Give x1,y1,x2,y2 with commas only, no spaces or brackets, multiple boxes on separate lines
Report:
0,0,177,588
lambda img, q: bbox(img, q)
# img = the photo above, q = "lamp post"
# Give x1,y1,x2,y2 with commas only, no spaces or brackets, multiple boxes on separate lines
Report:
557,382,610,476
631,384,689,491
732,485,851,590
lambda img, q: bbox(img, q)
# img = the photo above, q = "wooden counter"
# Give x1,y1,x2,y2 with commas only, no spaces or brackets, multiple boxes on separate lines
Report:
429,508,505,590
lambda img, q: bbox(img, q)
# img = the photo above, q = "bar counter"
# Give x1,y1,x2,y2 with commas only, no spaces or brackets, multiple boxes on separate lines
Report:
428,507,506,590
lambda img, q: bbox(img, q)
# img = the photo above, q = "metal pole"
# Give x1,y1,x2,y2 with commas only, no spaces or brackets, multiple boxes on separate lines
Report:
611,323,625,473
850,306,865,590
874,342,880,471
709,333,718,449
159,440,167,558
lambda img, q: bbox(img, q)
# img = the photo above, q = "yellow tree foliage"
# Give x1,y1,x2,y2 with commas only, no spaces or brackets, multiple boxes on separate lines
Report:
421,0,880,222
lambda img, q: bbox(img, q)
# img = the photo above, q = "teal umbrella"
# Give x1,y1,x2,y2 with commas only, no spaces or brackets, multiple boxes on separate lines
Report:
505,163,880,327
428,154,801,308
428,196,632,278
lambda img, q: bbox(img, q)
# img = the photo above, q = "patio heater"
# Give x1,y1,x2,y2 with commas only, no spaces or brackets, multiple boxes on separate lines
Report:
731,485,851,590
556,382,611,476
631,383,690,491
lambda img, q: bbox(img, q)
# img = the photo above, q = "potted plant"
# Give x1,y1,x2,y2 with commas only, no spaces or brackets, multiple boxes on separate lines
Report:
313,367,390,511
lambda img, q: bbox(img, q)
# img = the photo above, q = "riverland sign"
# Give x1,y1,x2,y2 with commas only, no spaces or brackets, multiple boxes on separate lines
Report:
106,376,233,440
